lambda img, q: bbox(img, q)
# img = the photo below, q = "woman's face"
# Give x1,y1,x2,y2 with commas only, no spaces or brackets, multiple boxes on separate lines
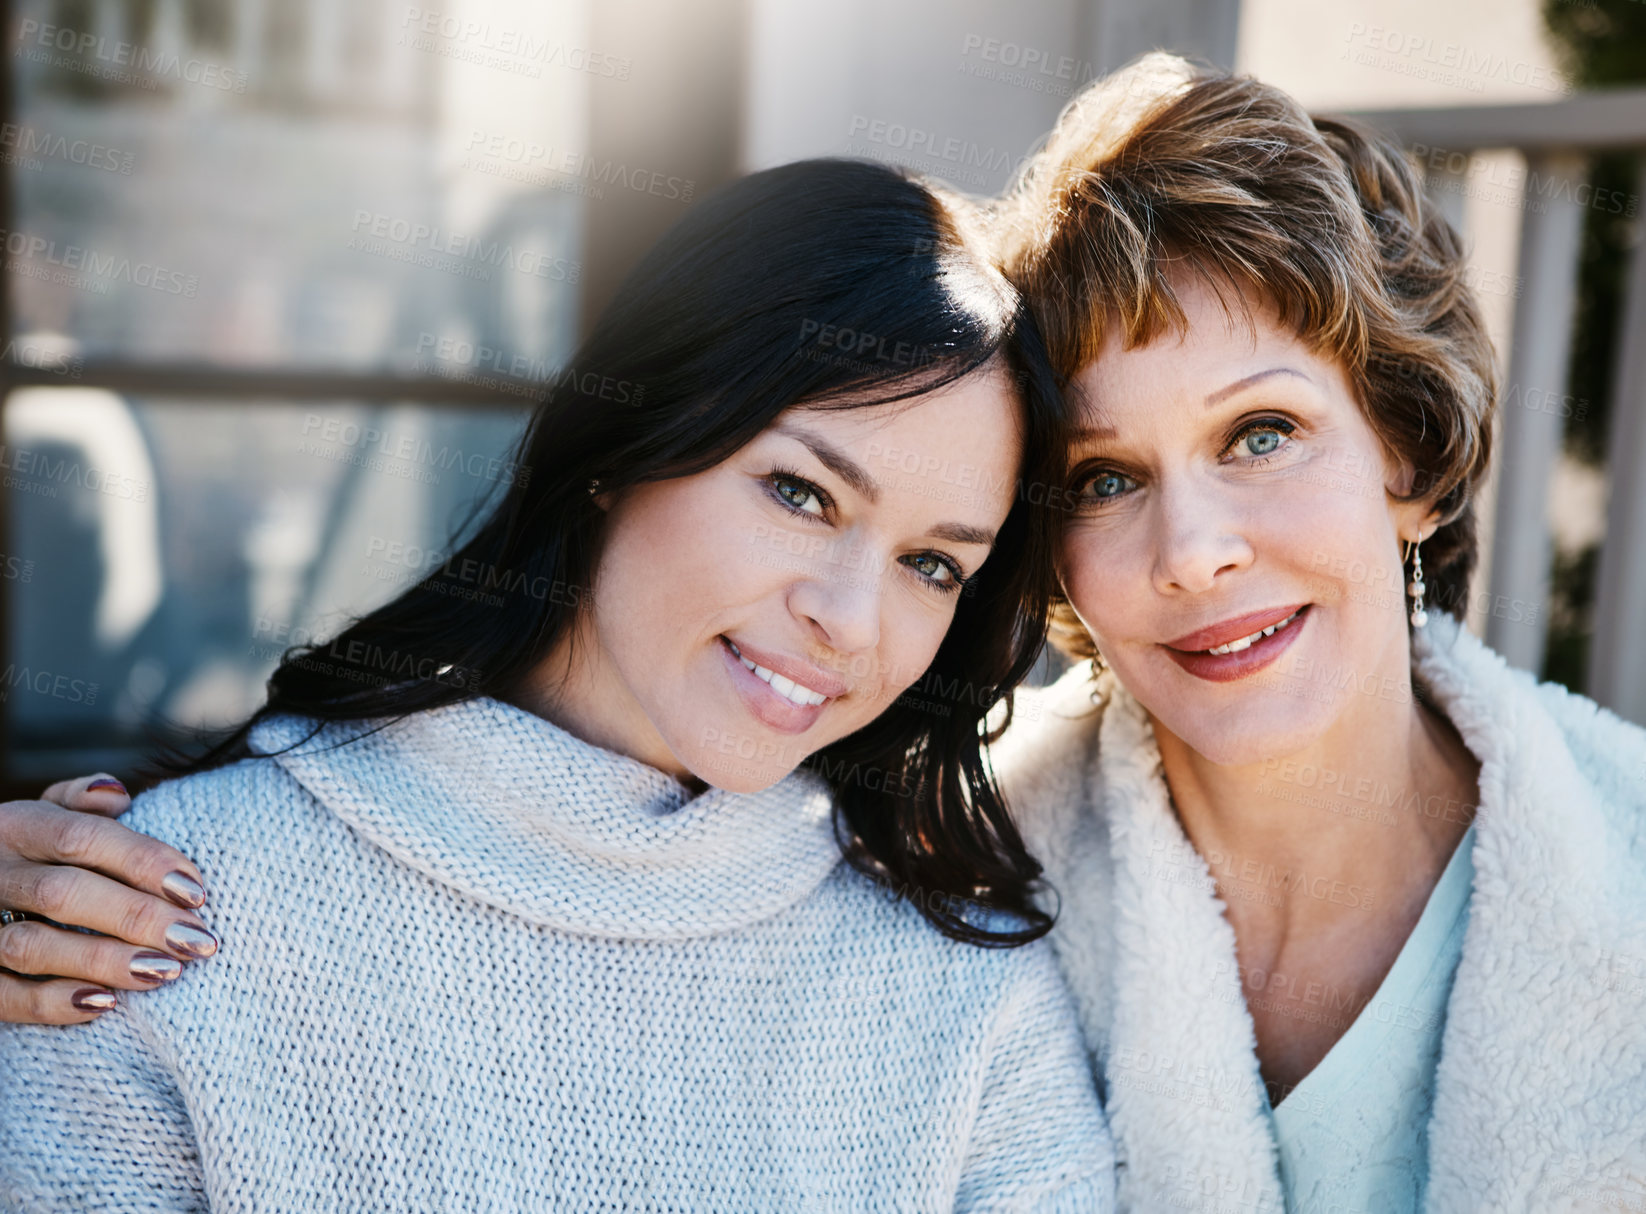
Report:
562,365,1022,791
1059,277,1434,766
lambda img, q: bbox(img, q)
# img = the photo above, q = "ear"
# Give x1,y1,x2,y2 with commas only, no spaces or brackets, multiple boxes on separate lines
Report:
1383,455,1443,545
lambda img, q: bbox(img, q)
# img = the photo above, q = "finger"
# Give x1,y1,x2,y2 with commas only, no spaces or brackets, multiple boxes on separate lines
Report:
0,918,185,991
0,801,206,907
0,973,117,1026
41,772,132,820
0,863,217,962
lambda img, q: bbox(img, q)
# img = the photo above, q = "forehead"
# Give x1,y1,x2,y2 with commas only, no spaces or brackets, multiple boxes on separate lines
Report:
781,369,1024,516
1074,280,1327,412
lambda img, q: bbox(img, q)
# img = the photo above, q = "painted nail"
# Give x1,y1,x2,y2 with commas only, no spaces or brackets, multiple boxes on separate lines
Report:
161,871,206,909
130,952,183,984
163,923,219,959
87,777,128,795
72,989,117,1012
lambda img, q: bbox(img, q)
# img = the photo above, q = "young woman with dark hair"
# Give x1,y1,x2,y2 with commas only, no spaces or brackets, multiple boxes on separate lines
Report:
0,158,1115,1211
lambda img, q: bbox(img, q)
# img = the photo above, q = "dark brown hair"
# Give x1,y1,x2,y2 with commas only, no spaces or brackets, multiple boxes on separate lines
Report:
160,159,1067,948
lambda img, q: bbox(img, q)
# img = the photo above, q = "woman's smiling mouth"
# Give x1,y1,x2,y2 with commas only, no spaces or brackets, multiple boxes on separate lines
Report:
719,637,845,733
1159,604,1311,683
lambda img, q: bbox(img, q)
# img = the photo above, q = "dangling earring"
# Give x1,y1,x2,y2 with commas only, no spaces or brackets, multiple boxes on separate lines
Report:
1087,647,1110,707
1405,537,1428,629
586,478,601,496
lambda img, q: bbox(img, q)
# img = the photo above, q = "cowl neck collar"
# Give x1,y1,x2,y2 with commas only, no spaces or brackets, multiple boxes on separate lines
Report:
250,697,842,940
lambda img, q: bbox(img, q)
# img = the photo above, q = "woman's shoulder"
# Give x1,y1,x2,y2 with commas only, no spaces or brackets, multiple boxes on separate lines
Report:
819,866,1070,987
123,745,329,862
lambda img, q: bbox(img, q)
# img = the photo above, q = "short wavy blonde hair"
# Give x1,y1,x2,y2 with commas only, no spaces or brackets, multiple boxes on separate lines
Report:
996,53,1498,660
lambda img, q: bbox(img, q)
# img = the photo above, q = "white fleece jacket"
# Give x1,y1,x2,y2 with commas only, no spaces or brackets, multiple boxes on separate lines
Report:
992,613,1646,1213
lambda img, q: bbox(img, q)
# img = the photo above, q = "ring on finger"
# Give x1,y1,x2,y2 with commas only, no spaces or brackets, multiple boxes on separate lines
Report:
0,909,39,927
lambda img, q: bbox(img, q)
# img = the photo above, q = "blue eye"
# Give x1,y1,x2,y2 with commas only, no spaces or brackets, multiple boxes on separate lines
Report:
1230,419,1294,461
1085,471,1136,501
1243,428,1285,456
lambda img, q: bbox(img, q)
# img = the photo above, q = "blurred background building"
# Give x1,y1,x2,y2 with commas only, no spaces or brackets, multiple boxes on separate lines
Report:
0,0,1641,791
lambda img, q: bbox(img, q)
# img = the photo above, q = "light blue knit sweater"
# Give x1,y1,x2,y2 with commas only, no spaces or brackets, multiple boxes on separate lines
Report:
0,697,1114,1212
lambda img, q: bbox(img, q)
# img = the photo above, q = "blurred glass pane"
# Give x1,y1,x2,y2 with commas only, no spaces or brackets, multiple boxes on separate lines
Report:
3,390,529,757
9,0,589,370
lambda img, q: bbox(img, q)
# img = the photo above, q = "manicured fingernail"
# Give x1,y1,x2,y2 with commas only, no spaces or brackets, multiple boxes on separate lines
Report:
130,952,183,983
163,923,218,959
87,777,128,795
161,871,206,909
72,989,117,1012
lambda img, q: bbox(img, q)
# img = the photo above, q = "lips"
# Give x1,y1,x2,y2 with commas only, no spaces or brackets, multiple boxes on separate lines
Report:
718,636,846,736
1160,604,1311,684
1164,604,1309,653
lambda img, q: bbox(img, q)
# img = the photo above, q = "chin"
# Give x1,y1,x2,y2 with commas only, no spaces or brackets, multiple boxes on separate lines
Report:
673,727,809,794
1136,660,1343,768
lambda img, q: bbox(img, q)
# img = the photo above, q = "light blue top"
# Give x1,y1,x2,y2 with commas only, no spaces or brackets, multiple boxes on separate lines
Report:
1266,825,1476,1214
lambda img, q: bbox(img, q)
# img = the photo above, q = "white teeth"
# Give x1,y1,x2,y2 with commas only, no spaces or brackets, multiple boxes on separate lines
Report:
728,642,828,706
1205,609,1302,656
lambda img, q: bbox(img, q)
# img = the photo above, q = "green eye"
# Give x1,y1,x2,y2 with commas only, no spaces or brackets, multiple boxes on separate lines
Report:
906,553,948,580
773,475,824,515
901,552,964,595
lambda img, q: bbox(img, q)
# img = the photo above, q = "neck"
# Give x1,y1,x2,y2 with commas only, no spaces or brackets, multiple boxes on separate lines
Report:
512,615,706,793
1152,664,1479,940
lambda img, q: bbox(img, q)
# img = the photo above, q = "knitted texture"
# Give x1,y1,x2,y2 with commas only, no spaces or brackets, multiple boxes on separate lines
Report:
0,697,1114,1212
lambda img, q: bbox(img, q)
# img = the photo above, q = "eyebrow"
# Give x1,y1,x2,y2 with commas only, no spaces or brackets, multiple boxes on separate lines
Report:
775,423,880,504
1205,366,1313,407
774,423,997,548
1066,366,1314,445
927,521,997,547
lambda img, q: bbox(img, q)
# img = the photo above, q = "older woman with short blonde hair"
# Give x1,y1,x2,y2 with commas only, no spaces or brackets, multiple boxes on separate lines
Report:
991,52,1646,1213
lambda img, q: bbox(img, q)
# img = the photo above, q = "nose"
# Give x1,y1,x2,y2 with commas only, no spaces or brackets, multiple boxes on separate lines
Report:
788,541,883,656
1150,472,1254,594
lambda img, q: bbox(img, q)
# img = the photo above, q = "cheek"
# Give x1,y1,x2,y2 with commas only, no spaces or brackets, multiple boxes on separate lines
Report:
1058,521,1144,644
595,484,748,657
1274,471,1404,617
854,603,956,720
